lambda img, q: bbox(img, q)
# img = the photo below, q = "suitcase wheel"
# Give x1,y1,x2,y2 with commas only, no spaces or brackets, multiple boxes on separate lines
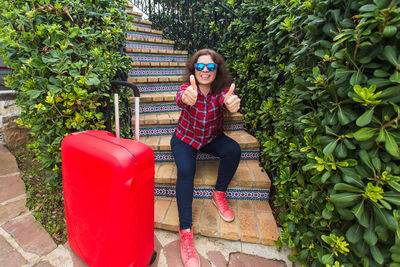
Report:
149,250,157,265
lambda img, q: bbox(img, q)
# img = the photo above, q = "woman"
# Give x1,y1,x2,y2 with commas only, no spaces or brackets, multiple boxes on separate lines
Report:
170,48,241,267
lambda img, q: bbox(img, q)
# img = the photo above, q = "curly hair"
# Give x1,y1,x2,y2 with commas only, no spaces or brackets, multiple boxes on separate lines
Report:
183,48,232,94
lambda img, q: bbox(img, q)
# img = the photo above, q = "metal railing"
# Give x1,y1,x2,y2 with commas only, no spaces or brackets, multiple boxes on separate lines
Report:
131,0,247,54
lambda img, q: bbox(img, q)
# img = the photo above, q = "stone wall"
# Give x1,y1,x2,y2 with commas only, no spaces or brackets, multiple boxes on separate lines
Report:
0,53,26,147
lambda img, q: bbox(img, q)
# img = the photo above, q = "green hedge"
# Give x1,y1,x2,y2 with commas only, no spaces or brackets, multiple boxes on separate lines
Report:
217,0,400,265
0,0,132,184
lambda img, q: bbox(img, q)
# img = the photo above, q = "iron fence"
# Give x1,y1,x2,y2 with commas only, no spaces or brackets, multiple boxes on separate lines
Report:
130,0,245,55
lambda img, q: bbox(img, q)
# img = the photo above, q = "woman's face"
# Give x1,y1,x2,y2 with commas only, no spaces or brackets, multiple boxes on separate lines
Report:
194,55,217,88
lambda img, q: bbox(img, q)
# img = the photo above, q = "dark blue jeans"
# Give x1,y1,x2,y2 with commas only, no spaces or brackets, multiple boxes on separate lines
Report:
170,133,241,230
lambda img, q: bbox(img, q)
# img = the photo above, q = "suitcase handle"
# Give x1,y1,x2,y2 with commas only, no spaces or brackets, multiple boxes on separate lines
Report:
110,80,140,141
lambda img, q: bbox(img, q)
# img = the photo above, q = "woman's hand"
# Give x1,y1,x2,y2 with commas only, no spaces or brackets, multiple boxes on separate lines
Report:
182,75,198,106
224,84,241,113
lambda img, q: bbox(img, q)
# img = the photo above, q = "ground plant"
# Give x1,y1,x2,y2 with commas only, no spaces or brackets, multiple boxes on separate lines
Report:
215,0,400,265
0,0,132,184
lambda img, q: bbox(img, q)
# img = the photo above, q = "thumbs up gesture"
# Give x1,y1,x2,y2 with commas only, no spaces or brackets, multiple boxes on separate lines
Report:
182,75,198,106
224,83,241,113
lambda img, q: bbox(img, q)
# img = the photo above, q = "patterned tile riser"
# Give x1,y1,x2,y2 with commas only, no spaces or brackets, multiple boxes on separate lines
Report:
155,186,269,201
128,54,187,63
133,103,179,114
127,31,162,40
140,122,244,136
154,151,260,162
138,83,181,93
126,42,174,50
129,68,184,77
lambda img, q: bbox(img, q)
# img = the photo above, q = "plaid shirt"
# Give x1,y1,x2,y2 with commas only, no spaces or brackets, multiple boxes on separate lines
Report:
175,83,229,150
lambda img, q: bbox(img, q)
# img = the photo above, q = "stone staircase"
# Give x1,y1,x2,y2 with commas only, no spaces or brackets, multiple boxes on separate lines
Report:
125,4,280,245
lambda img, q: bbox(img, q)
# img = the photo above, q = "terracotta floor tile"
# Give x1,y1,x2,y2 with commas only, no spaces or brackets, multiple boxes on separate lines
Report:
256,212,280,245
238,210,260,244
200,199,219,238
162,200,179,231
154,198,171,228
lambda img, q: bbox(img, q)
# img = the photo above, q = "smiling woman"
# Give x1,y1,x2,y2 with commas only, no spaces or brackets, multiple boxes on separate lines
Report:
171,48,242,267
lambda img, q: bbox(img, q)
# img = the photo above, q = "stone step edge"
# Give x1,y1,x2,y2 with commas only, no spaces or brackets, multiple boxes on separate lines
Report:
126,48,188,55
126,10,143,18
155,197,280,245
127,26,162,35
129,18,152,26
155,185,270,200
141,131,260,151
128,76,184,84
137,111,244,126
127,35,174,45
153,150,260,162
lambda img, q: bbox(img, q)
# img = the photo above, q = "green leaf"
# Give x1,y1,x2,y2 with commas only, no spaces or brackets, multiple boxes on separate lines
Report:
383,25,397,37
384,195,400,206
346,224,363,243
27,90,42,99
336,68,355,79
373,203,398,231
383,46,399,67
334,183,363,192
330,192,361,203
374,69,390,78
384,130,400,158
356,108,374,127
370,246,384,265
352,201,369,227
85,74,100,86
376,129,386,142
372,157,381,173
338,107,350,125
364,228,378,246
390,72,400,83
388,181,400,193
321,254,334,265
350,71,363,86
343,138,356,150
335,142,347,158
354,127,376,141
359,4,376,12
323,139,338,155
359,150,374,170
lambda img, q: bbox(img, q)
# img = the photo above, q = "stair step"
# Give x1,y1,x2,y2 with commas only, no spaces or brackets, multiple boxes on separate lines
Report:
127,28,163,39
154,150,260,162
0,67,12,85
155,160,270,189
126,10,143,19
140,121,244,136
141,130,259,151
129,67,184,77
128,75,184,84
126,48,188,55
138,111,243,126
154,197,279,245
127,35,174,45
140,91,177,103
126,41,174,51
127,19,153,30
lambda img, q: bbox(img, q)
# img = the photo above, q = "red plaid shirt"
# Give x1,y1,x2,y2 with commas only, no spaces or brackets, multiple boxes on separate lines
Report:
175,83,230,149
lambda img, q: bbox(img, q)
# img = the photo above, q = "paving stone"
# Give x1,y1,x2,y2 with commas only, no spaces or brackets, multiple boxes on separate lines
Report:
194,161,205,186
3,214,57,256
154,198,171,228
0,152,18,176
0,197,28,224
192,199,203,234
163,239,210,267
256,212,280,246
220,208,240,241
254,200,272,213
238,210,260,244
33,261,53,267
238,200,254,211
0,175,25,203
0,235,27,267
199,199,219,238
150,235,163,267
64,242,88,267
204,161,218,186
207,250,227,267
228,253,286,267
162,200,179,231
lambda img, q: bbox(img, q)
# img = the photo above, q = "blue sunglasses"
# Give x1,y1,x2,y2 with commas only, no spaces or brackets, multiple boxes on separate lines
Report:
195,63,217,72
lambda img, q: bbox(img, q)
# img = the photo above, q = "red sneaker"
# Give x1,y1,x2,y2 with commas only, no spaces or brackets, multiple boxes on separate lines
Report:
212,190,234,222
179,228,200,267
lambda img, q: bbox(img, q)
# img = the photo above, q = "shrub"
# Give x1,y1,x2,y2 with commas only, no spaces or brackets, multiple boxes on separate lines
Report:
0,0,132,184
217,0,400,265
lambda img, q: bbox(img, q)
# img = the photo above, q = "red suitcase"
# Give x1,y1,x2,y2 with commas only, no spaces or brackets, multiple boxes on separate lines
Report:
61,81,156,267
